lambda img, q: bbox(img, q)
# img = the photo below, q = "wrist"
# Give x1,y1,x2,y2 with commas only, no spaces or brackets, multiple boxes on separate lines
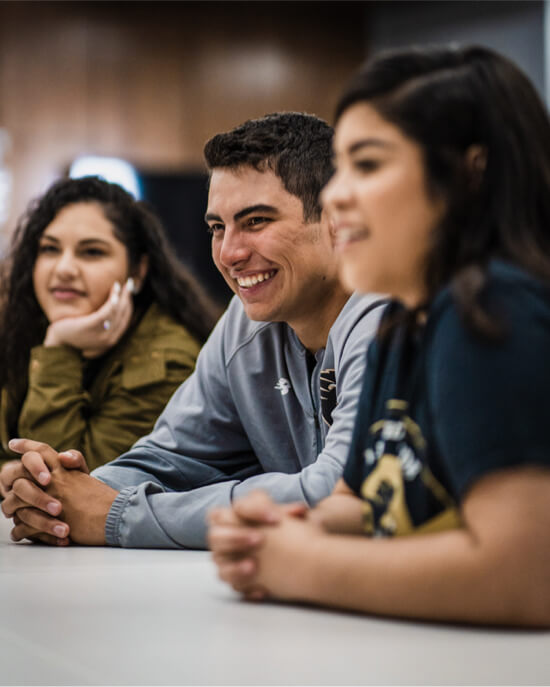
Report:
90,488,118,545
43,325,61,348
274,524,328,602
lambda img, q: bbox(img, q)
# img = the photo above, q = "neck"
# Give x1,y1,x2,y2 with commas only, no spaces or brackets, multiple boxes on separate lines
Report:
290,286,349,353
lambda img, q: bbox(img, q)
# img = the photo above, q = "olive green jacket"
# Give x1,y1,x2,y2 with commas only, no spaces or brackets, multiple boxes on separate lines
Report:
0,304,201,471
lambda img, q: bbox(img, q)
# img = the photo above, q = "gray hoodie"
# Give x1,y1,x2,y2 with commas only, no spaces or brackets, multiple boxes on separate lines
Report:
93,293,386,548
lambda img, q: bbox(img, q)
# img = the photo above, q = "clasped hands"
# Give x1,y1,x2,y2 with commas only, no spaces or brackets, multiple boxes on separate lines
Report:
208,491,327,602
0,439,118,546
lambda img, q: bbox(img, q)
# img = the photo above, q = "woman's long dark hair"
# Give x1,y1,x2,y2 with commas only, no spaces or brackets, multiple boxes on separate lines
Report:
335,45,550,336
0,176,220,391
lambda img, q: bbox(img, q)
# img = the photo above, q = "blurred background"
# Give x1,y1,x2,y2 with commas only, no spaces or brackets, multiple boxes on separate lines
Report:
0,0,545,305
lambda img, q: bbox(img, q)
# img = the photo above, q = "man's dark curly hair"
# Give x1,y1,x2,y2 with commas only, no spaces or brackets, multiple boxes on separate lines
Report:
203,112,334,222
0,176,220,392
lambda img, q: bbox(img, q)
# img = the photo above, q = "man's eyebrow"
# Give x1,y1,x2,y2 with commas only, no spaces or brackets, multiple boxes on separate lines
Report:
348,138,396,154
204,204,278,224
233,204,278,222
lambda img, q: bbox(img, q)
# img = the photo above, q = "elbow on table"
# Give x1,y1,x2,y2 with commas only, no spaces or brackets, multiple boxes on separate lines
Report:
509,584,550,628
491,555,550,628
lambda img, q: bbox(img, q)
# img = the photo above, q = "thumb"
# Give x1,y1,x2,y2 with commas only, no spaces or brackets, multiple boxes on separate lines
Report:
58,450,89,474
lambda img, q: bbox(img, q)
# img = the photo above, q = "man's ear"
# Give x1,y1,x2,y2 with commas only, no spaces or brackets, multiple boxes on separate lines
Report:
465,144,487,190
130,255,149,293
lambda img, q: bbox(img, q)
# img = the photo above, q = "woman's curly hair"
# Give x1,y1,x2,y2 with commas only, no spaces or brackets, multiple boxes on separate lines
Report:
0,176,220,392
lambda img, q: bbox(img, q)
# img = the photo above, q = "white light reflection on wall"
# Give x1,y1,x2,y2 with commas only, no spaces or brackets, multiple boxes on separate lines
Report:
69,156,141,199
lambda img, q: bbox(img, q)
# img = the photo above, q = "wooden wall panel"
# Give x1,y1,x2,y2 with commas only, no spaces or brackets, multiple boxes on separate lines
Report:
0,1,367,244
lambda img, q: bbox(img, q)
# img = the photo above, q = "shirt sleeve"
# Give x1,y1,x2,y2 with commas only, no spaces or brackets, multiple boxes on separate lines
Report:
427,278,550,500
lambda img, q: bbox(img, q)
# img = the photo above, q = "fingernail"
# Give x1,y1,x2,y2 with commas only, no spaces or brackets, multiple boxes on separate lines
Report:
38,471,50,485
110,282,121,305
8,438,20,449
126,277,135,294
248,532,262,545
47,502,60,515
53,525,67,537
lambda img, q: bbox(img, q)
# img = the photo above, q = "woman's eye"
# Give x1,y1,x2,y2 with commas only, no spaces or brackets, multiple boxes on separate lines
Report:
85,249,105,257
37,244,58,254
355,159,381,173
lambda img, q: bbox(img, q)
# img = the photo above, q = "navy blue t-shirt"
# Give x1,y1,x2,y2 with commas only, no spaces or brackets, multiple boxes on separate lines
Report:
343,261,550,537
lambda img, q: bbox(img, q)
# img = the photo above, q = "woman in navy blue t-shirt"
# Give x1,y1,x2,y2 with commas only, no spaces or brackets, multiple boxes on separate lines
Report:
209,45,550,626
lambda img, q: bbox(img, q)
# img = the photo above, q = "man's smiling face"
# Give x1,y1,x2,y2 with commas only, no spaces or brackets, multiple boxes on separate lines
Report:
206,165,340,330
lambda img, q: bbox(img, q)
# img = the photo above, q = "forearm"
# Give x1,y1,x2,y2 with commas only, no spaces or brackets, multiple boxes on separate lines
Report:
291,528,550,626
309,492,365,535
94,444,257,549
104,479,237,548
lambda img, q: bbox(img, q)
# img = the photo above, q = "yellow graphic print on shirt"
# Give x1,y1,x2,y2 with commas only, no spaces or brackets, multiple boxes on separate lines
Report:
360,399,462,537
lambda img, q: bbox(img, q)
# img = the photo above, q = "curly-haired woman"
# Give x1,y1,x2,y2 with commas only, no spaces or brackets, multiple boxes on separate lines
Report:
0,176,219,486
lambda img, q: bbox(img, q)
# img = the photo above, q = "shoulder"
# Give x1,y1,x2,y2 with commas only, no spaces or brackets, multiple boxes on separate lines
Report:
125,303,202,358
113,304,201,390
429,260,550,339
334,292,388,332
425,261,550,386
326,293,388,363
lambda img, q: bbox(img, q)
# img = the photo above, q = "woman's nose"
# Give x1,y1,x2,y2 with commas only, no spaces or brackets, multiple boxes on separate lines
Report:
53,250,79,277
322,170,353,210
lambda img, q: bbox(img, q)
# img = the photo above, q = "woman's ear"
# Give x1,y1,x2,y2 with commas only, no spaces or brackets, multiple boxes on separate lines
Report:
465,144,487,190
130,255,149,294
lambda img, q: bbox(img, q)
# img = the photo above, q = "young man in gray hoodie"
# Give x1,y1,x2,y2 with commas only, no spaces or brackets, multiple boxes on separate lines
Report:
2,112,385,548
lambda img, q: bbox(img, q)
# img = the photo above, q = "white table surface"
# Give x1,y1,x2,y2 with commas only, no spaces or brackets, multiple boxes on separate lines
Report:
1,516,549,686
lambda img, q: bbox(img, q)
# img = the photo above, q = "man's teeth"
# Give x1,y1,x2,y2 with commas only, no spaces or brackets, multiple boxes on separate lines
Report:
236,271,275,288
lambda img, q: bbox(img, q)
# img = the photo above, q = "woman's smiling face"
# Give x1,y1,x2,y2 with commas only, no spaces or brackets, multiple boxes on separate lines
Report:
322,102,446,307
33,202,130,323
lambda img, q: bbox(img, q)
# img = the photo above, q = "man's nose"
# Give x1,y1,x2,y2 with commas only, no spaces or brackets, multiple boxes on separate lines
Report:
218,226,251,268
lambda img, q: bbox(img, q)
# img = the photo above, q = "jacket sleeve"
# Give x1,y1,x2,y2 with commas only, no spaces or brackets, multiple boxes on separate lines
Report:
93,300,384,549
17,337,197,471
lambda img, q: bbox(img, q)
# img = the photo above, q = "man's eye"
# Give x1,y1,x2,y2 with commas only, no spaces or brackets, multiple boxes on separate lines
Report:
207,223,224,235
247,217,270,228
